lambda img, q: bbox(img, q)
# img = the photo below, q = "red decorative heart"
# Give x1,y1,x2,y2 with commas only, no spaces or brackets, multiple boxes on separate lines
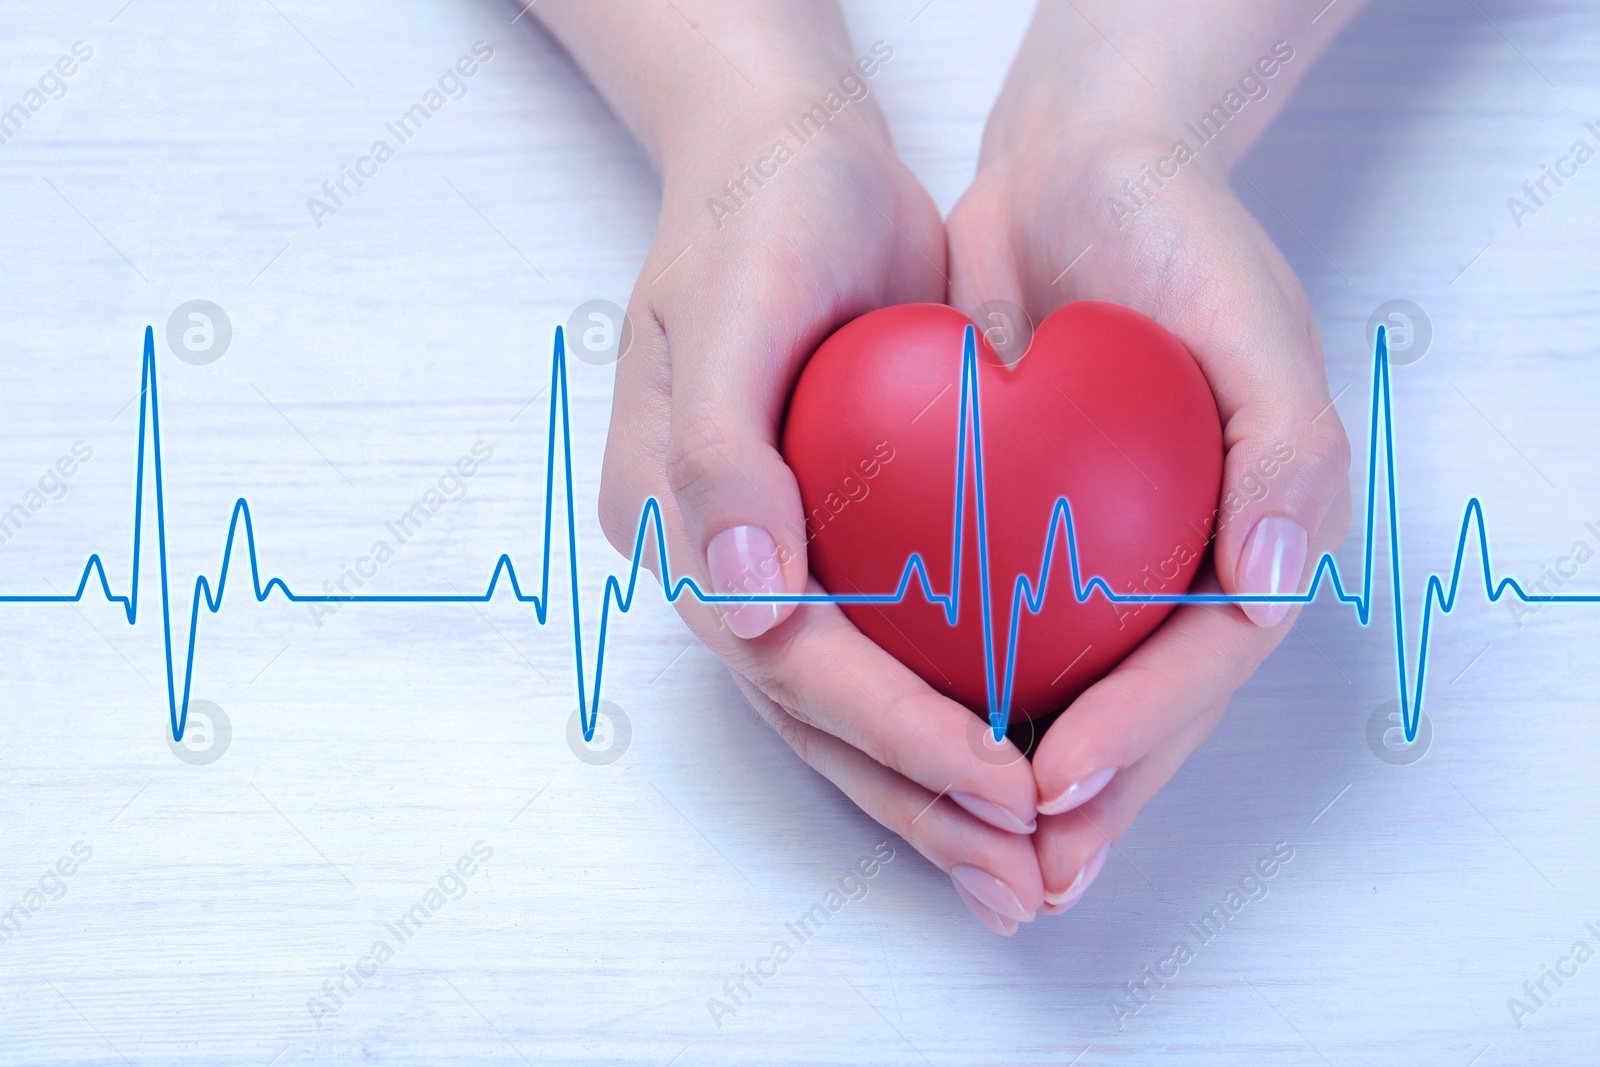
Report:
781,302,1223,723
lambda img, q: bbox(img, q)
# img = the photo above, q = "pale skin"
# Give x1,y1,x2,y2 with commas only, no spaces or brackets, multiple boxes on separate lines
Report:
533,0,1365,934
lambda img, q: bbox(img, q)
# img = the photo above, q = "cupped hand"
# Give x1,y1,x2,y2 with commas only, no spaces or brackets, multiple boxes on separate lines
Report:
597,94,1047,933
947,115,1353,914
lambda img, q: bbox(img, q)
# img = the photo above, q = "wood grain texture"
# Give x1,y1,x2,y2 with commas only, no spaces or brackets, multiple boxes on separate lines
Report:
1,0,1597,1064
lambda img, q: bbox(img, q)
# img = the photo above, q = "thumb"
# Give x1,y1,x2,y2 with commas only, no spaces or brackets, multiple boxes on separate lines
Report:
1214,406,1352,628
1203,302,1353,629
662,310,814,641
1089,185,1355,630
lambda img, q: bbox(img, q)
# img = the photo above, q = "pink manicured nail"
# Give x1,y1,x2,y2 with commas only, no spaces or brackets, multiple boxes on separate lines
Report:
706,525,784,639
1237,516,1308,628
950,792,1037,834
1037,766,1117,816
1042,841,1110,915
951,877,1019,936
950,864,1033,922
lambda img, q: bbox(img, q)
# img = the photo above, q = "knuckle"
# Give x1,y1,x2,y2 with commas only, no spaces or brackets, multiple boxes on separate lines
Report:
1227,413,1353,523
857,689,920,776
899,798,941,863
665,417,738,511
1315,419,1354,477
767,706,816,768
746,661,824,734
1282,419,1353,501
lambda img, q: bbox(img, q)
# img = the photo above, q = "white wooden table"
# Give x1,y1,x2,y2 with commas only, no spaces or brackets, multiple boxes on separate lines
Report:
1,1,1597,1063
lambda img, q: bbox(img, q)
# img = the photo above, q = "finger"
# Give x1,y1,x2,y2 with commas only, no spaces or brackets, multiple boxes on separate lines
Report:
597,231,816,639
657,190,946,641
1030,572,1267,818
598,281,673,567
662,300,813,641
1097,180,1353,628
1035,694,1230,914
730,673,1044,935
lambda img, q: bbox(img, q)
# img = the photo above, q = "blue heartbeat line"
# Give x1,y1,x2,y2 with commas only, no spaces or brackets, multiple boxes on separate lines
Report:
0,324,1590,747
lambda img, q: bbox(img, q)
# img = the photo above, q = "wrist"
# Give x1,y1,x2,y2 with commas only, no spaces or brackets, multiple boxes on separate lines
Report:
974,92,1233,225
980,0,1314,180
655,40,901,190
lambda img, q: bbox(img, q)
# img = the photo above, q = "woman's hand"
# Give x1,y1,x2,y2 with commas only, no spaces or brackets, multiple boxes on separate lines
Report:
946,0,1361,915
533,1,1047,934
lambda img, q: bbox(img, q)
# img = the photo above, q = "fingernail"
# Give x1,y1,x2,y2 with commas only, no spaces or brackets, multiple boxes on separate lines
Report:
706,525,784,639
1238,516,1308,628
950,792,1037,834
1037,766,1117,816
950,864,1033,922
1042,841,1110,915
951,876,1019,936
